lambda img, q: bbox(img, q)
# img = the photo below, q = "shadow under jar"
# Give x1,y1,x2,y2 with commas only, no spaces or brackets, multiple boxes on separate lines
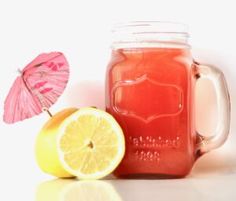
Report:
105,21,230,178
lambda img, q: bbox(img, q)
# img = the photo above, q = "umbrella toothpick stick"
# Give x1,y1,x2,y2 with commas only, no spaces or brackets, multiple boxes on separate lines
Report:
43,107,53,117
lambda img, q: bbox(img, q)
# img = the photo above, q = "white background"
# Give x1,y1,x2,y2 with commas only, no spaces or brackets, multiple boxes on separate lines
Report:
0,0,236,200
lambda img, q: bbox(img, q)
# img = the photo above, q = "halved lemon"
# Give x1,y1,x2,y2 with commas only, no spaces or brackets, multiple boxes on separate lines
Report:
57,107,125,179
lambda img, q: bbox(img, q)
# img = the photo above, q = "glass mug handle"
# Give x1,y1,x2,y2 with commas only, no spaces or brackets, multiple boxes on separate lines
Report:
194,62,230,154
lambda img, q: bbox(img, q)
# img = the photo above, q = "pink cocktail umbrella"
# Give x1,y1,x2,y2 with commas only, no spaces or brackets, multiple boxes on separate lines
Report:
3,52,70,124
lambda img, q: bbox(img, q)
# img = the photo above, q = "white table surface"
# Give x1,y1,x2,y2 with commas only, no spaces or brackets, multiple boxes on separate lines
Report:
35,174,236,201
1,149,236,201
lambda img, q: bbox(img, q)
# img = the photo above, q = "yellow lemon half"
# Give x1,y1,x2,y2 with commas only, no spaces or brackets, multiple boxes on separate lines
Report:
57,107,125,179
35,107,125,179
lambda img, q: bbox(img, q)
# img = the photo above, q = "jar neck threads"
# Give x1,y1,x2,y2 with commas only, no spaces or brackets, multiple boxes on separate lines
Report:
111,21,190,49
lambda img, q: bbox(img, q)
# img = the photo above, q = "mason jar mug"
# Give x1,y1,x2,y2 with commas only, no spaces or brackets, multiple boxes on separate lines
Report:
105,21,230,178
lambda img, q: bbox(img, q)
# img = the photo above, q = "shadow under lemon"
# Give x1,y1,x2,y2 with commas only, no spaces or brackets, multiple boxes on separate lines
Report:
36,179,122,201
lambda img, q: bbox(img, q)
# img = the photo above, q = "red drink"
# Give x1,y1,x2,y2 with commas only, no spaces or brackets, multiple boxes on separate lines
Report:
106,48,196,177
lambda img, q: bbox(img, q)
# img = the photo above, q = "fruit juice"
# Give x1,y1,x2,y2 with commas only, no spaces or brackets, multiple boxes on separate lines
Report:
106,47,197,177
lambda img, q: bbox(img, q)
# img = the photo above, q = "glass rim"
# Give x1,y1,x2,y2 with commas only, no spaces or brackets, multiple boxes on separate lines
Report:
112,21,189,37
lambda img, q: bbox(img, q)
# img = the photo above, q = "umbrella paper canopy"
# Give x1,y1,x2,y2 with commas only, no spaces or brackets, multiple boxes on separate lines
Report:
3,52,70,124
